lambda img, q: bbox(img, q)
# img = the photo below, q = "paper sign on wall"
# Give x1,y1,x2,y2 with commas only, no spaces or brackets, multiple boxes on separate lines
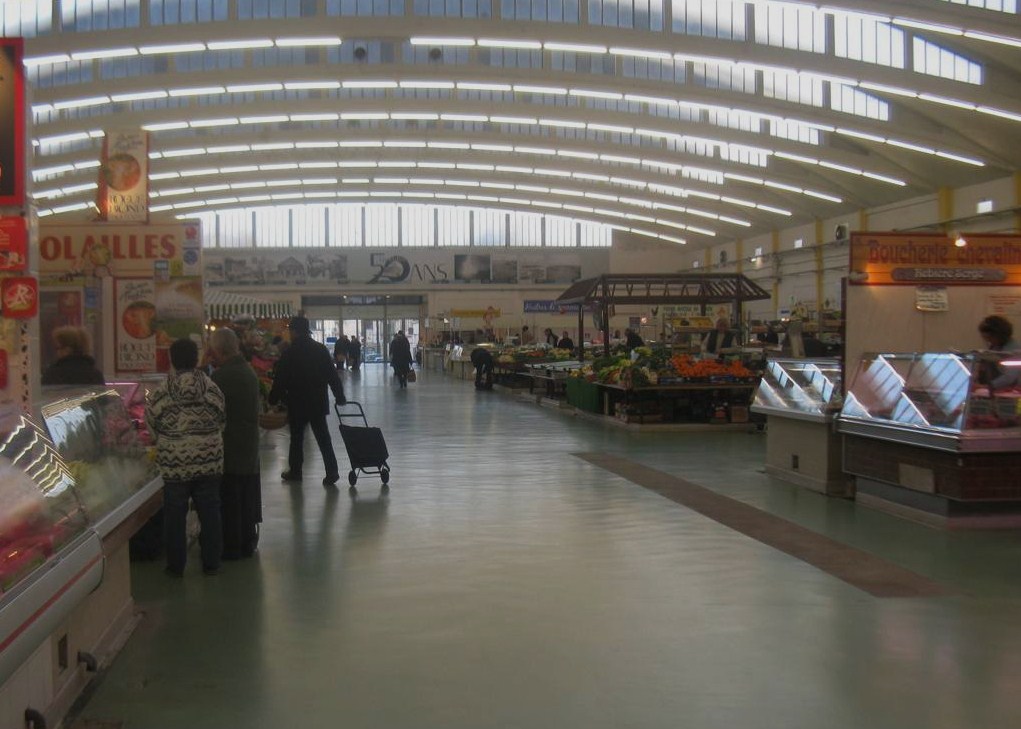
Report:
915,286,949,312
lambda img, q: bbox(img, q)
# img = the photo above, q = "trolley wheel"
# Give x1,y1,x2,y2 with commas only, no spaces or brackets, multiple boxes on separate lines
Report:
348,470,358,486
380,468,390,485
381,483,390,494
348,485,357,496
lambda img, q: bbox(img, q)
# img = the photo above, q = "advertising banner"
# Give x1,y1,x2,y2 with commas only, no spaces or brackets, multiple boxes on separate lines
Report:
0,216,27,271
97,130,149,222
850,232,1021,286
39,221,200,279
203,248,605,288
0,39,25,206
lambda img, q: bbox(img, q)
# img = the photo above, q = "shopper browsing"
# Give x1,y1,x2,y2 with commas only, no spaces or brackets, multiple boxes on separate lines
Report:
269,316,346,486
146,338,226,577
42,326,105,386
702,318,740,356
208,328,262,560
556,331,575,350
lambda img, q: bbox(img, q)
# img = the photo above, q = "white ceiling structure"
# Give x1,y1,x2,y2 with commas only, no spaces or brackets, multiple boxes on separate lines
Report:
10,0,1021,252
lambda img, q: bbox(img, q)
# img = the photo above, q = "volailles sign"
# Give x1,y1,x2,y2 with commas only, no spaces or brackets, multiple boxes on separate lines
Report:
39,222,201,278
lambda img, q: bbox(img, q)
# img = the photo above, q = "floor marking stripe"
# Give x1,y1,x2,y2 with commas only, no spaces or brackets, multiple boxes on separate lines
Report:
576,452,955,598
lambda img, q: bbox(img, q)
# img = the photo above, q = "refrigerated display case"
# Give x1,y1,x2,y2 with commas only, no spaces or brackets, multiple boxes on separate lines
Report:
0,386,162,727
751,358,848,495
838,352,1021,524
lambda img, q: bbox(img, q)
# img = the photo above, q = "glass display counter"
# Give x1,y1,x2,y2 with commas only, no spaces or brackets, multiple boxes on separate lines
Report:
752,358,842,422
751,358,848,496
1,386,162,709
837,352,1021,524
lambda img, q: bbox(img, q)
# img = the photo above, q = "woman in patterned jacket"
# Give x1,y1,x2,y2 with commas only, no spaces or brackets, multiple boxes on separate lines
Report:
146,338,226,577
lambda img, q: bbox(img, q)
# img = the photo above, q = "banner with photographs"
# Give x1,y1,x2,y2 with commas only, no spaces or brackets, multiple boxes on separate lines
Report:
203,248,606,288
115,278,204,373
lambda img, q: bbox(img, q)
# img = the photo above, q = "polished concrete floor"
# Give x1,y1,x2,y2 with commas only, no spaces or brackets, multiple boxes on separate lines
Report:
77,366,1021,729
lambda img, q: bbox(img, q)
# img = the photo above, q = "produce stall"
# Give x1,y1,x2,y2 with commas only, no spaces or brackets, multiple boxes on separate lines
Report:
1,385,163,728
837,352,1021,526
555,273,771,359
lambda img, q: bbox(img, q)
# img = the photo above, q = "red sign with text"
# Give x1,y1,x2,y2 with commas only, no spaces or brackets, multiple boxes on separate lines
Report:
0,216,28,271
2,276,38,318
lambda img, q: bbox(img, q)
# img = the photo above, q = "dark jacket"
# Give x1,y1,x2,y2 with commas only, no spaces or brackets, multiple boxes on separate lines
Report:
704,330,739,355
390,335,413,373
557,337,574,350
268,334,345,420
211,354,261,475
625,332,644,350
42,354,105,386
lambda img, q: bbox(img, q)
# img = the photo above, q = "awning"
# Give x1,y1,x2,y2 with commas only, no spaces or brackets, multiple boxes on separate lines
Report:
204,288,293,320
556,273,771,306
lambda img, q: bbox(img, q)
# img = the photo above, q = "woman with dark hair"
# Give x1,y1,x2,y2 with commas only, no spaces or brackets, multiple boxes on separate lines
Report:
978,315,1020,391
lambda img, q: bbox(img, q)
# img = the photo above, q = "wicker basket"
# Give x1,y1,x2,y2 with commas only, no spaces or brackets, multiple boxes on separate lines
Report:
258,409,288,430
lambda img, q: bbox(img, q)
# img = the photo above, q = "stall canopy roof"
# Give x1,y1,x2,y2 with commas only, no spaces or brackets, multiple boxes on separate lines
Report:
555,274,771,306
204,288,293,320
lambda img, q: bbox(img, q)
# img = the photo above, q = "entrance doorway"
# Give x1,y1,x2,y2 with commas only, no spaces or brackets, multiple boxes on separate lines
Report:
303,294,424,363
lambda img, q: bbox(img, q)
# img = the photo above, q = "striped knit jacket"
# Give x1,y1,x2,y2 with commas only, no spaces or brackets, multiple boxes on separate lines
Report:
146,369,226,482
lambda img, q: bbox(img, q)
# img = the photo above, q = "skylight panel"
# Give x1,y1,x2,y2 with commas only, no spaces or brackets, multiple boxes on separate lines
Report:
913,38,983,84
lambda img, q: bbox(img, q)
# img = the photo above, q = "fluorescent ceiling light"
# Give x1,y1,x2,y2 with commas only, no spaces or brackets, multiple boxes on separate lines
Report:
162,148,206,158
863,172,907,186
570,89,623,100
804,191,842,203
140,43,206,55
71,48,137,61
935,151,984,167
285,81,341,90
757,205,791,216
887,139,935,154
390,113,439,120
143,121,189,131
441,114,488,122
588,124,634,134
169,86,226,97
295,142,338,149
207,145,250,154
539,119,586,129
858,82,917,98
384,140,428,146
918,94,975,110
111,90,168,102
410,37,475,46
491,116,537,124
430,142,470,149
514,85,568,95
227,83,283,93
207,39,274,50
963,31,1021,49
457,82,512,91
290,113,340,121
24,54,71,66
977,107,1021,123
470,144,513,152
342,81,397,89
477,39,542,50
774,152,818,165
543,42,606,54
53,96,109,110
340,112,389,120
818,161,862,175
276,37,342,47
252,143,294,151
610,47,672,62
239,115,288,124
836,128,886,143
624,94,677,107
190,118,239,128
892,18,962,35
399,81,455,89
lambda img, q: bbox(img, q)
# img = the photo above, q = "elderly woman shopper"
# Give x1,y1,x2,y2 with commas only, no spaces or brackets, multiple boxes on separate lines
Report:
42,326,105,385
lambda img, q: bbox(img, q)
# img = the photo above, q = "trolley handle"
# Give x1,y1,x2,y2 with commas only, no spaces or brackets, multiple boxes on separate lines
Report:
335,400,369,426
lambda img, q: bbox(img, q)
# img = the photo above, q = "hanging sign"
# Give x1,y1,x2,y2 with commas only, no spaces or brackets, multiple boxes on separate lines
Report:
96,130,149,222
1,276,38,318
38,222,197,279
0,39,25,206
0,216,27,271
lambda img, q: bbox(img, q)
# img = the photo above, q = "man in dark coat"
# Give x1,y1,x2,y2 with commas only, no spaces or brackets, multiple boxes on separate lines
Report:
209,328,262,559
269,316,346,486
470,347,494,390
389,330,414,389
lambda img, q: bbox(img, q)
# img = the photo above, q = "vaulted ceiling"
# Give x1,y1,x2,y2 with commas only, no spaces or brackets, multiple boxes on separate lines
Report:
18,0,1021,251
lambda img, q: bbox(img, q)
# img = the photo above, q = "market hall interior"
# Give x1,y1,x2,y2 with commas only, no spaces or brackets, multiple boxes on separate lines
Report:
71,366,1021,729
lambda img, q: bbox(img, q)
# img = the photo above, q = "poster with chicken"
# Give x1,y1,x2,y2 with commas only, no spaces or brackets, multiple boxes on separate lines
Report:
115,279,156,373
96,130,149,222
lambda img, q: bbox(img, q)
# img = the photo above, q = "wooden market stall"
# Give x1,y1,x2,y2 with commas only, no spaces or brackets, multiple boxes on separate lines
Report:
554,273,772,359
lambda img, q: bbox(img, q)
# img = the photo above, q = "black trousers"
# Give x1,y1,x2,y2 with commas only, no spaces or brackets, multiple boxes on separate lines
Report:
288,414,339,478
221,473,262,559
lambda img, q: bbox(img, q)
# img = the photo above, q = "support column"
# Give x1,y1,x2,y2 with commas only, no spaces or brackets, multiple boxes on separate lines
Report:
937,186,954,229
858,208,868,233
772,230,781,319
815,220,825,317
735,239,744,275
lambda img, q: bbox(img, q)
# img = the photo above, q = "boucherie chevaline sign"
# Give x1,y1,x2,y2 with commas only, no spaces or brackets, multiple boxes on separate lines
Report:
850,232,1021,285
39,223,199,278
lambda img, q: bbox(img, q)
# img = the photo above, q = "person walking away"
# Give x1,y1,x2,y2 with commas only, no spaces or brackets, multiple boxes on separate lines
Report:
209,328,262,560
390,330,414,388
333,334,349,370
269,316,347,486
470,347,495,389
348,335,362,371
146,338,225,577
42,326,105,385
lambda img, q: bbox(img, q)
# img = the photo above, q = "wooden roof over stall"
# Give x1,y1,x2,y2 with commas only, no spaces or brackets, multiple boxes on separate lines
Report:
555,274,771,306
